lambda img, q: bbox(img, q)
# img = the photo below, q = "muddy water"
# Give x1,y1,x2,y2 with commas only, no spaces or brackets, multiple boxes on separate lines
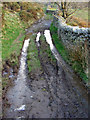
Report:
4,19,88,118
45,30,88,98
4,19,52,119
36,32,41,47
5,39,31,118
44,30,88,117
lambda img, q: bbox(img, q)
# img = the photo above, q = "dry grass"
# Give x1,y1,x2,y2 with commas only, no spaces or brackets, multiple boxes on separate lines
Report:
66,16,89,28
66,7,89,28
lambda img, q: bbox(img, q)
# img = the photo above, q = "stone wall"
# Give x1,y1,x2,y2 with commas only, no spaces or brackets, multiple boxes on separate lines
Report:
53,16,89,45
53,15,90,81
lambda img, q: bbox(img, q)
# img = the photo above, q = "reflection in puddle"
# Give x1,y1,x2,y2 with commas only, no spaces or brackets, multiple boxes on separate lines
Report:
6,39,30,117
44,30,88,114
44,30,54,50
36,32,41,46
14,105,25,111
44,30,60,61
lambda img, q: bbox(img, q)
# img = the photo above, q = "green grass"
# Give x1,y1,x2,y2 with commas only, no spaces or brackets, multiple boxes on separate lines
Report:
2,4,44,91
43,5,55,20
27,35,41,73
50,23,88,83
27,34,56,73
73,8,88,21
2,11,26,61
2,11,26,89
43,5,47,13
50,23,69,62
46,12,54,16
8,34,25,66
39,34,56,64
44,14,53,20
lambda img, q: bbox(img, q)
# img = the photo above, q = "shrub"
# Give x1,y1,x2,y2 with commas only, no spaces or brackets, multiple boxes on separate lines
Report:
19,10,33,21
19,2,30,10
11,3,20,11
3,2,20,12
68,44,86,70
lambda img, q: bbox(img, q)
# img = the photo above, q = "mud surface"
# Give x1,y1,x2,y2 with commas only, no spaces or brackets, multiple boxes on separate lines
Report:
3,18,88,119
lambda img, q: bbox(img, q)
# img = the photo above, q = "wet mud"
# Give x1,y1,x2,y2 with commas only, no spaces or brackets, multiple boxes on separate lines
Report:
3,18,88,119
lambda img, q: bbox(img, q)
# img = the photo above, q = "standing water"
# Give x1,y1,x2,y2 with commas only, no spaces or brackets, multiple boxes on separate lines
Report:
4,19,88,118
5,39,30,118
44,30,88,114
36,32,41,46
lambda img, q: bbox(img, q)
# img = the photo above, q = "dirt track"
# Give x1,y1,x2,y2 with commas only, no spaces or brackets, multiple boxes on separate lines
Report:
3,18,88,119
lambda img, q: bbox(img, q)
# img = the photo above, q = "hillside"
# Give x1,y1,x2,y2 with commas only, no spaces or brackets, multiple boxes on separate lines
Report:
2,2,44,90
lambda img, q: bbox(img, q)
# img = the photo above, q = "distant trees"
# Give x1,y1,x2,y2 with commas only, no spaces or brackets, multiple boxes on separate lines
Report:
55,1,77,19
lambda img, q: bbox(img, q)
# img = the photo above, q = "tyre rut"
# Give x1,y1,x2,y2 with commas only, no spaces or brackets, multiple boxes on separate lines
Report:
35,31,88,118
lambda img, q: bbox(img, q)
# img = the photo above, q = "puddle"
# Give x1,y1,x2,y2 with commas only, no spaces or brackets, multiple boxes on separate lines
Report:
3,71,8,76
4,18,88,118
36,32,41,46
14,105,25,111
44,29,88,108
4,19,52,118
5,39,30,118
44,30,54,50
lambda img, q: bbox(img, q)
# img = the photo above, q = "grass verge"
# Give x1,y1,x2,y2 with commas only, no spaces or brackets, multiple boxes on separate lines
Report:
50,23,88,84
44,14,53,20
2,10,26,61
2,6,44,91
2,11,26,90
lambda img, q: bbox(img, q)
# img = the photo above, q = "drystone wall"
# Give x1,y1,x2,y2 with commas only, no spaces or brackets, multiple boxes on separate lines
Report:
53,15,90,82
53,16,89,46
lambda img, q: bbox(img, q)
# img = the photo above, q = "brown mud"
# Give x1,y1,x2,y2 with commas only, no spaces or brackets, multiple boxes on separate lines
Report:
2,18,88,119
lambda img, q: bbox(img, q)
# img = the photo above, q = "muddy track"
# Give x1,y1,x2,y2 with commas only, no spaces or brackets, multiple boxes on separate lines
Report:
3,19,88,119
35,33,88,118
36,38,59,118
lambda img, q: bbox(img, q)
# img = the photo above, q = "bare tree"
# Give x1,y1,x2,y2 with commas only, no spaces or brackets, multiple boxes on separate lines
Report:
55,0,77,19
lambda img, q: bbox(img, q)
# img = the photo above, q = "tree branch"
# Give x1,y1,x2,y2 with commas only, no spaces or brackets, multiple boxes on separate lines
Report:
67,9,77,17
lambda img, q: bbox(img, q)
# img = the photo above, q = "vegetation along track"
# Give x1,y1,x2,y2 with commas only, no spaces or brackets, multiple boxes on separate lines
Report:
3,19,88,118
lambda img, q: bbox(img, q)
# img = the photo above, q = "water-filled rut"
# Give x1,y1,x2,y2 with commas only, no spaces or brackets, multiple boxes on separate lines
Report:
4,19,88,118
5,39,31,118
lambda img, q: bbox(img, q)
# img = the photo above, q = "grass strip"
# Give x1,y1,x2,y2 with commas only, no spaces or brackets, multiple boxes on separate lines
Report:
27,34,41,73
50,23,88,83
39,34,56,65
